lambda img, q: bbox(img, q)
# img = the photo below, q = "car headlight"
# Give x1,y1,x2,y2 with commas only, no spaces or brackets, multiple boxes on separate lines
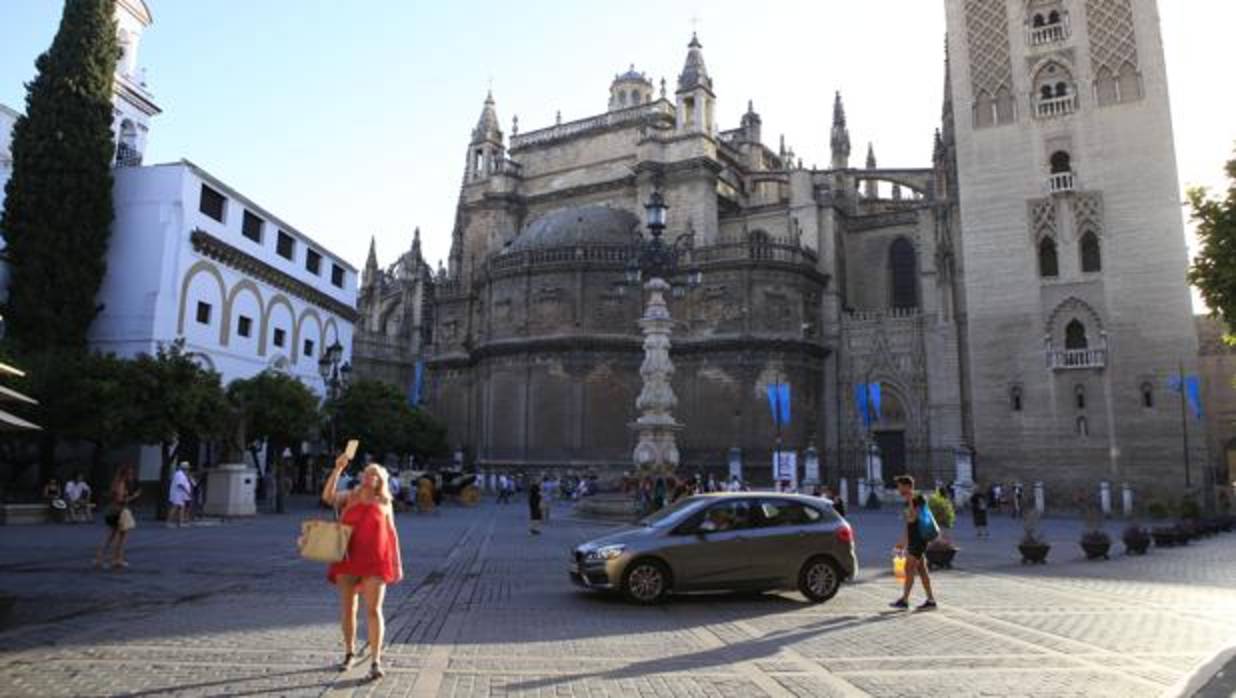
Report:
588,544,626,561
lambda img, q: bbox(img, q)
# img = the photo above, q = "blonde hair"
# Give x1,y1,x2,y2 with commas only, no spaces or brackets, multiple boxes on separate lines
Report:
360,463,393,505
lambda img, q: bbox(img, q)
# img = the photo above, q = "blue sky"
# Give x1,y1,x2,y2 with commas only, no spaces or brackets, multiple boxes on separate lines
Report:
2,1,1234,278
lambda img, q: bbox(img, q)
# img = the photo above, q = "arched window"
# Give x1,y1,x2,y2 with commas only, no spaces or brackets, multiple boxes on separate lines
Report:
1140,382,1154,408
1054,82,1069,97
995,86,1015,123
116,120,140,166
889,237,918,309
1076,415,1089,437
1040,85,1054,100
1033,13,1045,27
1038,237,1059,278
975,91,995,128
1048,10,1061,24
1096,66,1118,106
1074,384,1086,410
1065,319,1088,349
1080,231,1101,272
1011,385,1024,412
1050,151,1071,173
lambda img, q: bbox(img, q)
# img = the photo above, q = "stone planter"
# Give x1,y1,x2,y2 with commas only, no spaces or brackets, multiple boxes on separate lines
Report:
925,544,957,570
1080,540,1111,560
1151,527,1179,548
1018,542,1050,564
1123,535,1151,555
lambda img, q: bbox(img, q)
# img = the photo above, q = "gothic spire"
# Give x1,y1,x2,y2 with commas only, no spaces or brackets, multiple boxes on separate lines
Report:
471,89,503,144
411,226,422,260
677,32,712,93
830,91,851,169
866,142,877,169
363,235,379,288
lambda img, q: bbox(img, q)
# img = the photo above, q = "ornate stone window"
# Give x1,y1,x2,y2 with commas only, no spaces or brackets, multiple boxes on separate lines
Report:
1028,6,1069,46
1080,230,1102,272
1048,151,1074,193
1033,62,1077,119
889,237,918,309
1140,382,1154,408
1010,385,1024,412
1076,415,1089,436
1038,237,1059,278
1074,384,1087,410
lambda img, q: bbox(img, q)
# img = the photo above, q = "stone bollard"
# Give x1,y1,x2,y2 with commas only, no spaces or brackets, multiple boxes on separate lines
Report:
1033,481,1045,514
839,476,849,505
1100,481,1112,516
1122,483,1134,518
858,478,870,508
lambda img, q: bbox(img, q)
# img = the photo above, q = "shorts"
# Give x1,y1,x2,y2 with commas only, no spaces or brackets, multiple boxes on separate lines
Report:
906,523,927,558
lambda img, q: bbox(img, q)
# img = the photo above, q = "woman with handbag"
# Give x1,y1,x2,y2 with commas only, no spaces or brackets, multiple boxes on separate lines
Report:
889,474,938,611
95,465,140,569
322,453,403,681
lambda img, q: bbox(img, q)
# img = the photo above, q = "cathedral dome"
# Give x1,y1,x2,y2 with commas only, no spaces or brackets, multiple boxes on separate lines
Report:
506,206,640,252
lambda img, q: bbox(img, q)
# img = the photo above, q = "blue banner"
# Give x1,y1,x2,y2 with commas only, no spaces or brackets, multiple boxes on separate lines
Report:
410,360,424,407
869,383,881,424
766,384,779,426
854,384,869,428
1186,376,1203,420
778,383,791,427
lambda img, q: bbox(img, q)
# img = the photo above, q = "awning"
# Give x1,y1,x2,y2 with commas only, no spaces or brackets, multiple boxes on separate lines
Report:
0,407,39,431
0,384,37,405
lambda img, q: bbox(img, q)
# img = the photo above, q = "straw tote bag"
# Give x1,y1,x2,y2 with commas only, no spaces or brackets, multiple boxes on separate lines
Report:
298,519,353,563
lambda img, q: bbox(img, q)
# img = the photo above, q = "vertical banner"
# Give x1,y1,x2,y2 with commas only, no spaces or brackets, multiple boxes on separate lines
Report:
410,359,424,407
778,383,791,427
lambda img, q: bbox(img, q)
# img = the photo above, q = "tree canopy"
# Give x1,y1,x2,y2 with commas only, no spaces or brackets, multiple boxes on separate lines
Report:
1188,155,1236,335
1,0,118,352
227,370,319,456
332,379,448,462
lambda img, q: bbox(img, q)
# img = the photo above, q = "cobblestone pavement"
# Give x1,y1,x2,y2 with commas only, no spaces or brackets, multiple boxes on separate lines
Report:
1,496,1234,697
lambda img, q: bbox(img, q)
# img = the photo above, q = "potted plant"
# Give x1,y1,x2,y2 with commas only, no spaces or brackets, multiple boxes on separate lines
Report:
1018,510,1050,564
1122,524,1151,555
924,490,958,570
1078,509,1111,560
1148,500,1178,548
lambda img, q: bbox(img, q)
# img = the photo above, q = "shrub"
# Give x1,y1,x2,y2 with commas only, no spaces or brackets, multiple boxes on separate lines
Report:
927,491,956,529
1178,497,1201,520
1147,501,1172,520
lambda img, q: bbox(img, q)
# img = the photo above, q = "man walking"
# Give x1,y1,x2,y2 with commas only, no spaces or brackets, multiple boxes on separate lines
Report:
65,473,92,523
168,462,193,528
890,475,937,611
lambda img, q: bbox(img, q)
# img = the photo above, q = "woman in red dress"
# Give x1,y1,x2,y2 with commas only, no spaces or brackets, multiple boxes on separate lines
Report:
322,453,403,680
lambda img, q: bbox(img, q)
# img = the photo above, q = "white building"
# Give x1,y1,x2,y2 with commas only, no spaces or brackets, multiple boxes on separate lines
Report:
97,159,357,388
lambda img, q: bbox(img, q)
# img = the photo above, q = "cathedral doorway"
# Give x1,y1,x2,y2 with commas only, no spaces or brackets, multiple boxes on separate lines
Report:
873,430,906,483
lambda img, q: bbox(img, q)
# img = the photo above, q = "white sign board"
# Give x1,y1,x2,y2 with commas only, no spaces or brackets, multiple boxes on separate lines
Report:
773,451,797,490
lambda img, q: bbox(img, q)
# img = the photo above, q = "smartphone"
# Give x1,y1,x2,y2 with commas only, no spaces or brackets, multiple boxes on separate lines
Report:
344,439,360,460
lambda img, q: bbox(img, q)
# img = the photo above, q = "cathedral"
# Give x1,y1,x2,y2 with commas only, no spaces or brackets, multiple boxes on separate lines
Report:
355,0,1204,501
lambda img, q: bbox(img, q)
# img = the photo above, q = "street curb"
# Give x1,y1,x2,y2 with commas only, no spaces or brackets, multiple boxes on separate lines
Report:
1163,640,1236,698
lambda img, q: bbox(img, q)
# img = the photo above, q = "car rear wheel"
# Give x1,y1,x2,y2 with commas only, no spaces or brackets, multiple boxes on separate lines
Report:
622,558,670,605
798,555,842,603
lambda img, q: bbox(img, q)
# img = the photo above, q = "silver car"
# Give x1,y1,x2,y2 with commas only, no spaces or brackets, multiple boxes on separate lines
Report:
569,493,857,604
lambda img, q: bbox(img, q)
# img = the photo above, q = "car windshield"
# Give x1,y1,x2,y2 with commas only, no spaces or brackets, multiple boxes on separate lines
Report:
637,497,703,528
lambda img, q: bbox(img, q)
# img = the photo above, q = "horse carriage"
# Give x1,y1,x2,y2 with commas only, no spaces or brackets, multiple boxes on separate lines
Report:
398,469,481,507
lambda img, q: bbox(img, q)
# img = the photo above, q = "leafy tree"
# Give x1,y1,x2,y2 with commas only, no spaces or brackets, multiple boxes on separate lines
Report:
65,352,143,489
332,379,448,464
128,340,230,518
227,371,319,513
1188,154,1236,334
1,0,118,352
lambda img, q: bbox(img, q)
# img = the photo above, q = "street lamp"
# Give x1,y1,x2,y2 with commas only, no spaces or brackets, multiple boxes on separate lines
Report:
626,189,701,476
318,340,350,454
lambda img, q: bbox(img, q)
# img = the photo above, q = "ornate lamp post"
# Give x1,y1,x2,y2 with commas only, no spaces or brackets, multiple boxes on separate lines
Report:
317,340,351,454
626,191,701,475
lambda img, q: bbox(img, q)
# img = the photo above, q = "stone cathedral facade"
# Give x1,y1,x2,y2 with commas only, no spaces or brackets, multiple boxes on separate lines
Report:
356,0,1203,499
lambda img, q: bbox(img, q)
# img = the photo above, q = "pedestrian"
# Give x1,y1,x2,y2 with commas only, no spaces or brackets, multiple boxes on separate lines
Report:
322,453,403,681
168,462,192,527
65,473,92,523
416,476,436,515
727,475,742,492
653,477,666,510
969,487,989,538
496,474,509,504
528,481,543,535
95,465,140,569
991,483,1003,515
828,486,847,518
890,474,937,611
1012,483,1024,519
540,476,553,521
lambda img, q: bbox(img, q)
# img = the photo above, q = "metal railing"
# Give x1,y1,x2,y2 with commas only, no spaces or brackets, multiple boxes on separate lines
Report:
115,143,142,167
1036,94,1076,119
1047,348,1106,369
1047,172,1075,194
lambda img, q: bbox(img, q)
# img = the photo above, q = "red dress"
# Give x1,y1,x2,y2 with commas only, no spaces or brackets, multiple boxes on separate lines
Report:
327,501,403,585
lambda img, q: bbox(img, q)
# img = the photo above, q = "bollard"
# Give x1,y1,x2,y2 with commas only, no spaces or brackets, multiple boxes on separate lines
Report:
1122,483,1133,518
1034,481,1045,514
1100,481,1112,516
839,476,849,505
858,478,870,508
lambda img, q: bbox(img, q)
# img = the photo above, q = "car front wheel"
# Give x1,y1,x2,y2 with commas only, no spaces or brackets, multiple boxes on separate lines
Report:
798,555,842,603
622,558,670,605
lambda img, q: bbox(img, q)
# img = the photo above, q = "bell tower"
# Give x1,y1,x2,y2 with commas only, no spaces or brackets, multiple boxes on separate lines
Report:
944,0,1202,495
112,0,160,167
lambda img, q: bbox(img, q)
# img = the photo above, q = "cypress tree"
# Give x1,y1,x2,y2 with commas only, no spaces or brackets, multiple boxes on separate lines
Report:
1,0,118,352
